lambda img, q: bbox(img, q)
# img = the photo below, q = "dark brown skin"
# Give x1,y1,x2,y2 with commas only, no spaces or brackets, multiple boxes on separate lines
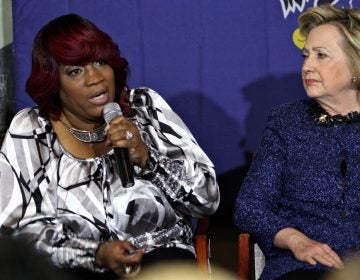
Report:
95,240,145,277
106,115,149,168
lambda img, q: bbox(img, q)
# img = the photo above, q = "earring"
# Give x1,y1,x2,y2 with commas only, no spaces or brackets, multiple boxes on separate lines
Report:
352,76,357,83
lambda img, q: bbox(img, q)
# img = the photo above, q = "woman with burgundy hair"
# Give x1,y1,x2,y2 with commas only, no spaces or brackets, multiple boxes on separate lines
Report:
0,14,219,279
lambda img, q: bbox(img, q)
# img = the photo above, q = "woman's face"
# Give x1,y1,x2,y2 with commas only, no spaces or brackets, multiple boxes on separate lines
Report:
58,60,116,125
301,24,354,104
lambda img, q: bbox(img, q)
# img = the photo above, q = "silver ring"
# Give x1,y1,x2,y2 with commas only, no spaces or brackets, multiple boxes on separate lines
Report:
126,130,133,140
123,264,132,274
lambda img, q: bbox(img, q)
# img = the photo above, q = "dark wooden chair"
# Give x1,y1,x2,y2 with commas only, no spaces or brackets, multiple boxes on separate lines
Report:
195,217,211,276
238,233,252,280
238,233,265,280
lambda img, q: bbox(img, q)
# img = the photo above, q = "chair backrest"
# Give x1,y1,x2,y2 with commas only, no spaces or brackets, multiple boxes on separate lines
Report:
238,233,265,280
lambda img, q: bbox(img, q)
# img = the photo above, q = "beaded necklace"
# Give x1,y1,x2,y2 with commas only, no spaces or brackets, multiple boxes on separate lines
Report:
309,100,360,127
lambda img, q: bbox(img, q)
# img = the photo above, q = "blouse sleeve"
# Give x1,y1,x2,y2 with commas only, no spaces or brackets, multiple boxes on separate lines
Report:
131,88,220,218
233,107,295,256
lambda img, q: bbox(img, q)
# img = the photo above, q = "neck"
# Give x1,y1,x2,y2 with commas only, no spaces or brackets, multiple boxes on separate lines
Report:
59,114,107,143
60,111,105,131
315,94,360,116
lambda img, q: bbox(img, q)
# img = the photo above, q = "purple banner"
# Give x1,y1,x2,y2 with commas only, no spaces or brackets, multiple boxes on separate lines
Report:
12,0,358,174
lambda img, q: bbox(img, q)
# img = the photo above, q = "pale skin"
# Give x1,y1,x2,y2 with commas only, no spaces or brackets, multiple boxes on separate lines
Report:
51,60,148,276
301,24,360,115
273,23,360,270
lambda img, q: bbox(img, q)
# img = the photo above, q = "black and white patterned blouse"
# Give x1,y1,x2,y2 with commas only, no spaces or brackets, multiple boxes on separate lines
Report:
0,87,219,272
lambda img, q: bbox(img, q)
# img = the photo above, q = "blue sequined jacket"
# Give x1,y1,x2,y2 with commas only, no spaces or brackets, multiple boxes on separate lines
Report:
234,99,360,280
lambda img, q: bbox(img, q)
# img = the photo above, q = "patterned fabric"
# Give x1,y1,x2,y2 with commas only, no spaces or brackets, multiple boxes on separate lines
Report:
234,99,360,280
0,87,219,272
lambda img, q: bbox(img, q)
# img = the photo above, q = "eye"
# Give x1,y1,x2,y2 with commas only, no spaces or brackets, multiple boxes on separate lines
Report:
317,52,327,59
301,53,308,59
94,60,107,67
65,66,83,77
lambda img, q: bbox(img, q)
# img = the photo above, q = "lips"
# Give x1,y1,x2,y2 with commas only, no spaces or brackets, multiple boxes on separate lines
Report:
305,79,319,86
88,90,109,105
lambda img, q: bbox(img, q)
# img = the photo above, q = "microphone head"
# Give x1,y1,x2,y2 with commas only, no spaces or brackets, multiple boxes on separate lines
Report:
103,102,122,124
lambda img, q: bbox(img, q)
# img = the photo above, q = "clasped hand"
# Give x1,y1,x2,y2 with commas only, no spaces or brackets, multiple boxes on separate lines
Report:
95,240,145,278
274,227,344,269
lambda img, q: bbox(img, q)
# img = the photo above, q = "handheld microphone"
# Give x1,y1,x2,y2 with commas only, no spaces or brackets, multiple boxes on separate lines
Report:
103,102,135,188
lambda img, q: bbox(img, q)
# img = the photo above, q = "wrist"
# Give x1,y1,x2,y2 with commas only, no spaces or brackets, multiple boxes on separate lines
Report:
274,227,301,250
94,243,105,267
139,152,149,169
134,146,158,176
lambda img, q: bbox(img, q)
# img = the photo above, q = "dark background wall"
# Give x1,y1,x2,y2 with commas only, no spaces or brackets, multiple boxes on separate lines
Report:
11,1,358,217
7,1,360,272
0,0,14,135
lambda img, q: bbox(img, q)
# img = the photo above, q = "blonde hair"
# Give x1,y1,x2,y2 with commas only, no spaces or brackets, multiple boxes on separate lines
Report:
298,5,360,89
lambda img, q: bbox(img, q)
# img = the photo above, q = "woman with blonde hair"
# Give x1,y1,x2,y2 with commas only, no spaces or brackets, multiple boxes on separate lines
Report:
235,5,360,280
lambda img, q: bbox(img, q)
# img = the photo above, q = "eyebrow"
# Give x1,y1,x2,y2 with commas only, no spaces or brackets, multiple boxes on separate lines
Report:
302,46,327,52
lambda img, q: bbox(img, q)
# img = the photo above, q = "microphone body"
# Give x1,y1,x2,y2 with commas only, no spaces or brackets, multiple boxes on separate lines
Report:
103,102,135,188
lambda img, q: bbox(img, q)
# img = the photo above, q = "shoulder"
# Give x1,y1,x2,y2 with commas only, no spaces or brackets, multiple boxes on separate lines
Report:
131,87,160,98
267,99,310,125
269,99,309,117
8,107,49,134
130,87,172,110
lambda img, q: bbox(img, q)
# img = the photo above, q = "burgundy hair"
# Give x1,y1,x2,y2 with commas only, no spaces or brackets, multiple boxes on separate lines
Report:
26,14,135,120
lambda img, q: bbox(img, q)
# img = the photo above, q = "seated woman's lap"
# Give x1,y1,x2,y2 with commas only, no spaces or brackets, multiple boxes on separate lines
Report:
60,247,195,280
276,269,328,280
141,247,196,268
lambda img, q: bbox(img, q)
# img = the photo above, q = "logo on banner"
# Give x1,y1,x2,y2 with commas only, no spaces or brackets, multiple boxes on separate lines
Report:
280,0,350,19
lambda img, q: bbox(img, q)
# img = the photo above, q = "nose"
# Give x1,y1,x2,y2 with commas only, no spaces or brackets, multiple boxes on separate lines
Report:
85,65,104,86
302,57,314,74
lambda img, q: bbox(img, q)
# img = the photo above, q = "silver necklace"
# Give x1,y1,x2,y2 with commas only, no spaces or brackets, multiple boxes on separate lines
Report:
60,120,107,143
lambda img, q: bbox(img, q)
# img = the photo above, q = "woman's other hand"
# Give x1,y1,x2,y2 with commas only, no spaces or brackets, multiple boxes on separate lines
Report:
274,227,344,269
106,116,149,168
95,240,145,277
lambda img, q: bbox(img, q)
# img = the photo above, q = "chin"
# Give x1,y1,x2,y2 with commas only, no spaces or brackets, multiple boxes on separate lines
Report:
305,89,319,99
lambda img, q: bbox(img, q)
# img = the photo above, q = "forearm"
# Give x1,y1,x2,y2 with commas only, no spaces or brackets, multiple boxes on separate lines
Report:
136,146,219,217
273,227,306,250
234,194,294,255
51,239,103,272
11,222,104,272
